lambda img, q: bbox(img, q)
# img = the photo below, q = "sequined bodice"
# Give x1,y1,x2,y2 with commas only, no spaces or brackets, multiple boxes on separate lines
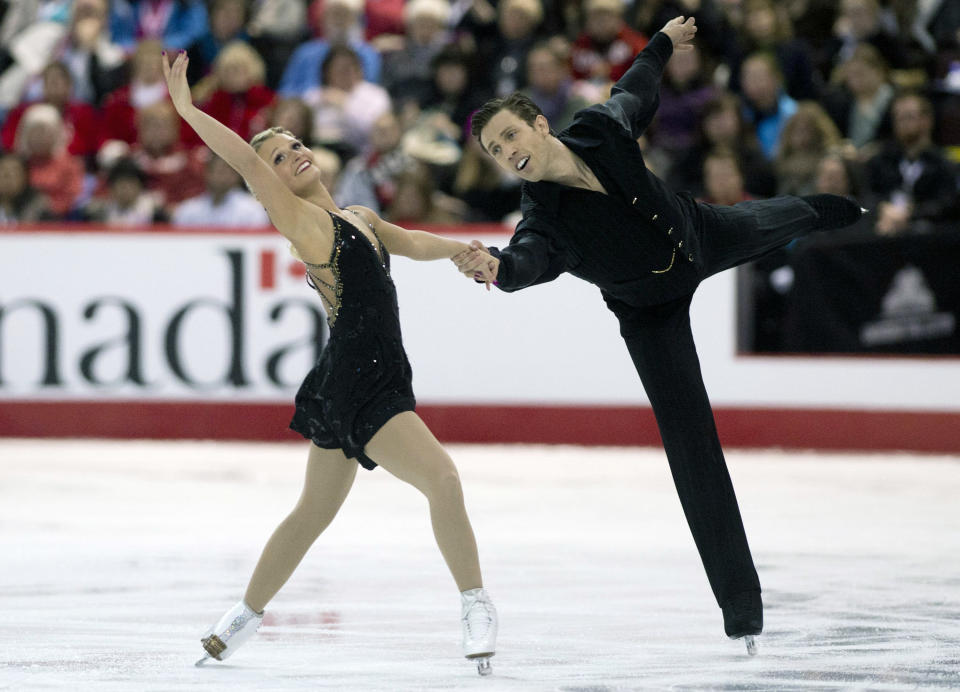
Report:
303,210,393,327
288,208,415,466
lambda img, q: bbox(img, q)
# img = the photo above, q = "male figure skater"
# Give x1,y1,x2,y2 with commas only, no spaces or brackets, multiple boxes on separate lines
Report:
454,16,864,652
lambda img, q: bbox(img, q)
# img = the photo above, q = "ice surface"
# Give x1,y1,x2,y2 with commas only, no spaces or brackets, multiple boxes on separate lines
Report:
2,440,960,690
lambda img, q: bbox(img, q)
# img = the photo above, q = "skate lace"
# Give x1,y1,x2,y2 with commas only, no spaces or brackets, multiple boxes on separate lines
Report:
462,598,494,639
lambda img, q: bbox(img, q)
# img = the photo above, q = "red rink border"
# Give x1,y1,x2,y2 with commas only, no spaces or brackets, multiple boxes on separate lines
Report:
0,402,957,453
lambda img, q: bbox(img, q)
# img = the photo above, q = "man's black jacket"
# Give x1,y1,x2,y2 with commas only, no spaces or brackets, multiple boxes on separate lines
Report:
490,31,707,309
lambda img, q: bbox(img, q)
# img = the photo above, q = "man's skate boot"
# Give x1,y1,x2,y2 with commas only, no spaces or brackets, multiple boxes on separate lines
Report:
722,590,762,656
461,587,497,676
196,600,264,666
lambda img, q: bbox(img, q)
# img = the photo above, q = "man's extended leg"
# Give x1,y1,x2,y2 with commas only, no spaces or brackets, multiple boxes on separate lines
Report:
616,294,762,637
696,194,863,277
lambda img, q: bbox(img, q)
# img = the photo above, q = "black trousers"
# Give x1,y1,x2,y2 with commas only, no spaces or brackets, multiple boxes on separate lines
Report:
613,197,819,609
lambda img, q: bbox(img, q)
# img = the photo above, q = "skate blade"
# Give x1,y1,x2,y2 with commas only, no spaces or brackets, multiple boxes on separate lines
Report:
744,635,758,656
472,656,492,676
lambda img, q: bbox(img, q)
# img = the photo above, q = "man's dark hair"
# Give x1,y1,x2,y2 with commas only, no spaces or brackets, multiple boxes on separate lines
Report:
470,92,544,151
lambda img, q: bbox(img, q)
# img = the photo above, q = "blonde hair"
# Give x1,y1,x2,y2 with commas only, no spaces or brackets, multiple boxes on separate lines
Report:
15,103,67,156
404,0,451,25
245,127,299,194
215,40,267,85
500,0,543,24
778,101,842,158
744,0,794,43
249,126,298,151
831,42,889,85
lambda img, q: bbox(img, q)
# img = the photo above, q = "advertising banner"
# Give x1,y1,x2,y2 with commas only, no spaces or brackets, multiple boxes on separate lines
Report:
785,231,960,353
2,226,959,451
2,231,328,399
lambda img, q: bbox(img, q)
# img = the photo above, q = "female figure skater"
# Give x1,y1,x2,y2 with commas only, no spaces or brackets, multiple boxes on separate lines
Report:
161,50,499,675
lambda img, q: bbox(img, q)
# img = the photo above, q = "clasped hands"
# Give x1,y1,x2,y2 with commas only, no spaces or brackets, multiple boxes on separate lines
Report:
452,241,499,291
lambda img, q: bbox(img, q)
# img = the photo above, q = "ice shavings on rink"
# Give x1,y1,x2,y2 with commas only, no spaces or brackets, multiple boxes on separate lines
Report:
2,440,960,690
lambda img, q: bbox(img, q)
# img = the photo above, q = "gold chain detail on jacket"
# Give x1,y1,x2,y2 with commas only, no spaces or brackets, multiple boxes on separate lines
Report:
651,249,676,274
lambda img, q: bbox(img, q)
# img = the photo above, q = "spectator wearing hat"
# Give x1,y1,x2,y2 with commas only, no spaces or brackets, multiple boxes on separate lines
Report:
277,0,381,96
570,0,648,83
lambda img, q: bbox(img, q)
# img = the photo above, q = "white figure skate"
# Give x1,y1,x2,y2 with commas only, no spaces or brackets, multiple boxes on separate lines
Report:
195,601,264,666
461,587,497,676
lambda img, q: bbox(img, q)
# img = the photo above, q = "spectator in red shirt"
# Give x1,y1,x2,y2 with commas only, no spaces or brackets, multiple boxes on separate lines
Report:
101,40,170,146
14,103,86,218
309,0,405,41
570,0,647,83
2,62,102,164
129,100,206,210
193,41,275,143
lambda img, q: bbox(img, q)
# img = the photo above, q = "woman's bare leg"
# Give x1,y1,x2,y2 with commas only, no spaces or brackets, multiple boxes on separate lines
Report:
243,444,358,612
364,411,483,592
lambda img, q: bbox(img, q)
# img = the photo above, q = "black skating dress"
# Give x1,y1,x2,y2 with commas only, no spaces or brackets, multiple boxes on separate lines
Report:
289,209,415,469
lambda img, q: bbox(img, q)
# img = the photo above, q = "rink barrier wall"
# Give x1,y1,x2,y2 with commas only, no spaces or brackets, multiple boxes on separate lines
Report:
1,401,959,453
2,224,959,453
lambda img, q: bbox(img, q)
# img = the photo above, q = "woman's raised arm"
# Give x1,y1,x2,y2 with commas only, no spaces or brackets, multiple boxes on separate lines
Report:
161,50,312,241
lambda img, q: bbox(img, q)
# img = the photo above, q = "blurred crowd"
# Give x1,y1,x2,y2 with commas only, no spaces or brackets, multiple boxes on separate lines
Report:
0,0,959,236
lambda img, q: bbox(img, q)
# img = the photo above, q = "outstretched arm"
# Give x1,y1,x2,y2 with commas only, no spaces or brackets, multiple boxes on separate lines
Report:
600,16,697,139
161,51,315,244
349,206,499,289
